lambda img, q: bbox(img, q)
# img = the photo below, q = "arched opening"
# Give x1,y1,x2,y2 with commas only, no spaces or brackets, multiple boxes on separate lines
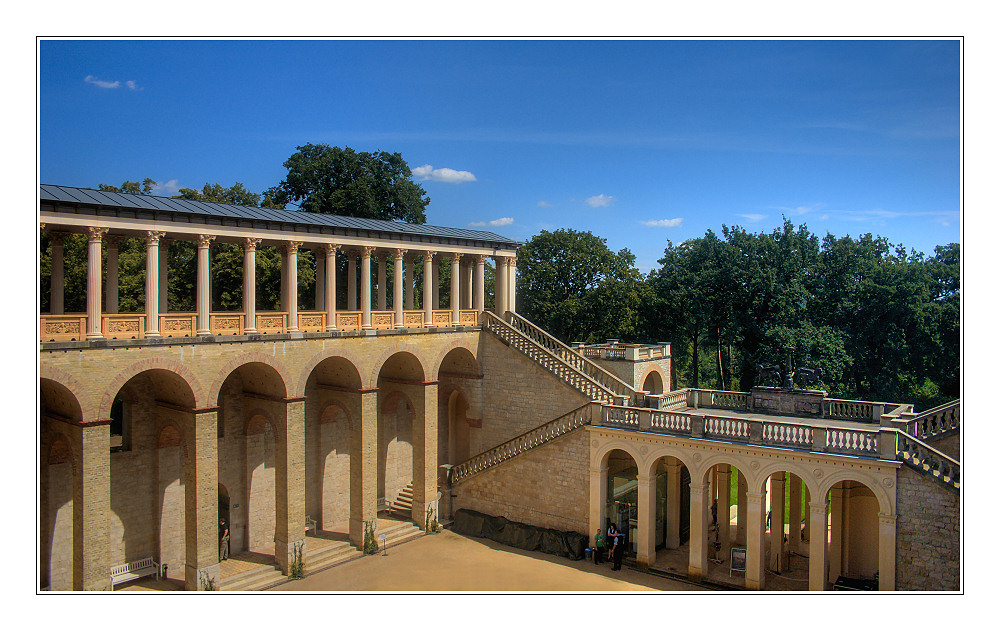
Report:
826,480,880,588
448,390,471,465
605,449,639,560
377,352,425,523
245,413,277,555
650,456,690,553
39,378,82,591
642,370,664,395
156,424,185,581
437,347,480,471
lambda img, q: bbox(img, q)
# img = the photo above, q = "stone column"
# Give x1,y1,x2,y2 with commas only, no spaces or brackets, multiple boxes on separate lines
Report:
494,256,508,316
509,256,517,313
878,512,896,590
474,254,486,317
49,232,65,314
324,244,339,331
284,242,302,332
86,227,108,340
105,235,120,314
183,408,219,590
377,253,387,311
716,465,731,558
158,238,170,314
274,398,306,575
636,472,657,568
808,500,828,591
460,260,471,309
404,254,415,310
745,490,767,589
70,420,110,590
432,257,440,310
665,462,681,549
788,474,802,554
450,253,462,326
412,382,439,526
347,250,358,311
350,389,379,548
144,231,164,337
828,484,844,582
360,246,374,329
242,238,261,334
770,473,785,573
393,249,406,328
736,473,747,545
314,248,326,313
589,463,608,543
688,482,710,580
423,251,435,326
195,234,215,335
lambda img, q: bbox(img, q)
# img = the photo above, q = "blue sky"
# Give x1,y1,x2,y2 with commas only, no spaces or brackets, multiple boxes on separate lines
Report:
39,39,960,272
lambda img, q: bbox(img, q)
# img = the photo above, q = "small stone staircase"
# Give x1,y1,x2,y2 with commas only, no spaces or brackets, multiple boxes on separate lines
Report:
895,400,961,491
219,560,286,592
389,483,414,520
303,538,363,575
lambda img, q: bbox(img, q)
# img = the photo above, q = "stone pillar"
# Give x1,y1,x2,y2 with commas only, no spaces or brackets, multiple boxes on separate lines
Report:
878,512,896,590
347,251,358,311
324,244,339,331
242,238,260,334
183,408,219,590
636,472,657,568
432,257,440,310
461,260,472,309
788,474,802,554
158,238,170,314
393,249,406,328
509,256,517,313
423,251,435,326
716,465,731,558
589,464,608,545
105,235,120,314
450,253,462,326
195,234,215,335
770,473,785,573
49,232,65,314
314,248,326,313
284,242,301,332
828,484,844,582
144,231,164,337
745,490,766,589
688,482,710,580
412,382,439,526
474,254,486,318
809,500,828,591
665,462,681,549
736,472,747,545
350,389,379,547
70,420,110,590
361,246,374,329
494,256,508,316
275,398,306,574
85,227,107,340
404,254,415,310
377,254,387,311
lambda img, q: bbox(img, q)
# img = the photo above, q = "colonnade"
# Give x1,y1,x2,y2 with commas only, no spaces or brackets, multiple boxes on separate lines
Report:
41,224,518,340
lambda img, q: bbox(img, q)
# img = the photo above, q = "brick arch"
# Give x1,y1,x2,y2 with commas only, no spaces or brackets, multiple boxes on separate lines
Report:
691,452,756,487
368,345,427,387
47,435,74,466
294,349,366,398
380,390,416,418
641,446,698,479
245,409,278,437
815,469,895,516
747,460,824,503
638,366,666,395
208,352,293,404
431,340,480,380
320,400,353,432
156,423,184,450
39,368,89,421
99,358,205,420
592,439,645,472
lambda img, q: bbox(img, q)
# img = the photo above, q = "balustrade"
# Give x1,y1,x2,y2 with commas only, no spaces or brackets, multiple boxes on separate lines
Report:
906,400,960,440
897,430,961,489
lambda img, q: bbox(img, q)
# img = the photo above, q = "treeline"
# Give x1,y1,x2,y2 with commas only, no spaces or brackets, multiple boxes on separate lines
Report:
517,224,959,411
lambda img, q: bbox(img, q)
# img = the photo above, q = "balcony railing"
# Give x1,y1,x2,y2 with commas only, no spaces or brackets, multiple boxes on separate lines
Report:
40,309,482,341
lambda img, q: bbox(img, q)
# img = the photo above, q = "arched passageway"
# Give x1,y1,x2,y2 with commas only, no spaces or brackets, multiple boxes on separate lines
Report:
641,370,664,395
39,378,82,591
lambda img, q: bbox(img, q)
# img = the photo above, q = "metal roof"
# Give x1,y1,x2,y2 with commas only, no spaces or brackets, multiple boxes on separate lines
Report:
39,184,520,247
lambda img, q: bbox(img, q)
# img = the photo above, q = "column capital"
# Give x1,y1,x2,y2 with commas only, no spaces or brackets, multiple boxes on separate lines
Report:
360,245,376,257
283,240,303,254
450,252,463,262
808,501,829,515
105,234,123,247
39,222,46,232
242,237,262,251
47,230,67,245
878,512,897,525
509,255,518,265
146,230,166,245
423,249,437,259
197,234,216,248
392,247,408,259
86,226,109,242
323,242,341,257
474,253,488,264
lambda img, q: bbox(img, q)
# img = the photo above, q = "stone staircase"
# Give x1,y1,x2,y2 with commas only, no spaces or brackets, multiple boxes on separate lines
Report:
389,483,414,520
303,538,363,575
895,399,961,491
483,311,641,405
219,559,286,592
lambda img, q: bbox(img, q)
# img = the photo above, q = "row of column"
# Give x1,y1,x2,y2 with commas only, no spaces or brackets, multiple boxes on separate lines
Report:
44,227,517,339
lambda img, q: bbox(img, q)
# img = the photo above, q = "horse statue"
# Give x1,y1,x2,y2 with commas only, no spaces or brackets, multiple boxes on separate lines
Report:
755,364,782,387
796,367,823,387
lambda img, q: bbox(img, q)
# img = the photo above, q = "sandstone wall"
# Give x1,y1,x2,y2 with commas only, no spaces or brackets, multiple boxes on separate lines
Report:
895,465,960,590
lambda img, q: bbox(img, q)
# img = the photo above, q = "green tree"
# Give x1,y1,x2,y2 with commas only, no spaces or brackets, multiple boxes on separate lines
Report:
264,144,430,223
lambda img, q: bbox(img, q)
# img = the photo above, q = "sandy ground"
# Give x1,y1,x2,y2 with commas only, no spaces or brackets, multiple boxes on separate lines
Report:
269,529,707,592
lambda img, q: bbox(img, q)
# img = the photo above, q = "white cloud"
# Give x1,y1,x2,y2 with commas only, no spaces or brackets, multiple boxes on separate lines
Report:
412,164,477,183
468,217,514,228
739,213,767,222
641,218,684,228
537,201,553,208
125,80,142,91
84,75,120,89
586,194,615,208
151,179,181,196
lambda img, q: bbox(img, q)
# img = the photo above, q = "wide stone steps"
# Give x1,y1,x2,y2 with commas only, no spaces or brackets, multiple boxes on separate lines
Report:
220,562,286,592
389,483,414,520
376,519,426,551
304,539,363,575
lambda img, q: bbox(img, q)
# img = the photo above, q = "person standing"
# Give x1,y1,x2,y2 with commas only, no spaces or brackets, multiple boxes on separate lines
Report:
594,529,604,565
219,518,230,562
612,530,624,571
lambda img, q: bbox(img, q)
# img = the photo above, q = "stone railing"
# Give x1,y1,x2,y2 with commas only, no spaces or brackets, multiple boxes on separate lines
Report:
652,388,690,410
450,402,595,484
483,312,624,404
695,389,751,411
503,312,641,404
905,400,960,440
895,430,961,490
824,398,875,421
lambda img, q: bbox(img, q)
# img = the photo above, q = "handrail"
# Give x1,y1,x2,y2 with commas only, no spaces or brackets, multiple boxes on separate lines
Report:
504,312,642,403
906,399,960,440
450,402,594,484
895,429,961,490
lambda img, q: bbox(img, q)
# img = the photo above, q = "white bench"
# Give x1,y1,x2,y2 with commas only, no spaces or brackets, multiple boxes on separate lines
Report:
305,514,317,535
110,557,161,588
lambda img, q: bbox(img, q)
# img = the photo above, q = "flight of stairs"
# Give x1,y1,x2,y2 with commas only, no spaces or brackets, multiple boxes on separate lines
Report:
303,539,363,575
389,483,414,520
219,563,286,592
